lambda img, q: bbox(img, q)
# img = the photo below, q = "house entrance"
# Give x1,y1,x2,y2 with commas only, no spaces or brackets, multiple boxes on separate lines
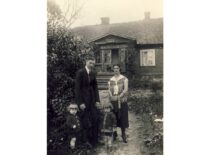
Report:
111,49,119,65
94,48,126,73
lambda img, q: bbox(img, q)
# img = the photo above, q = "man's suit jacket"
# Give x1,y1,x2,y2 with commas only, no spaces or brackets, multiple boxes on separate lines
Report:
75,68,100,109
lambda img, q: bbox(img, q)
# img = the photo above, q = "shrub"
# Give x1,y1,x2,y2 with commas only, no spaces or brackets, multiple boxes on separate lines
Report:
47,19,94,151
128,89,163,116
150,80,163,92
129,76,163,91
128,89,163,155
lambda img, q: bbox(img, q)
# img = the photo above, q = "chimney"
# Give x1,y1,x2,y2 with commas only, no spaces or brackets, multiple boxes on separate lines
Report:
101,17,110,25
144,12,151,20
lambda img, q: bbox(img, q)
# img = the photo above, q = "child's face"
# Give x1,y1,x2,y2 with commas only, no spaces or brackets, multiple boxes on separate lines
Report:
104,107,111,113
69,108,77,115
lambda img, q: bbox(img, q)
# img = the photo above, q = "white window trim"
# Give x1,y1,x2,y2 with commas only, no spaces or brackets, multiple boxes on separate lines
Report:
140,49,156,66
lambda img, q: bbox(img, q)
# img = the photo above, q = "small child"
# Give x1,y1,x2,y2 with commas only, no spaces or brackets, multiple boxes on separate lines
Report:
66,103,81,150
100,103,117,152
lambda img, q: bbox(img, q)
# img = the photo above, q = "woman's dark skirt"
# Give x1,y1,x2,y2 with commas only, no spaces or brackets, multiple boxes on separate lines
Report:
111,101,129,128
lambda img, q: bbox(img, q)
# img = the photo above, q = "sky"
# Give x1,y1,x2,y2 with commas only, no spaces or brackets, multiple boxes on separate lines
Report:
51,0,163,27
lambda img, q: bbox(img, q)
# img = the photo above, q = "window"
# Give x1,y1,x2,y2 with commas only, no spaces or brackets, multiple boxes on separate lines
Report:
96,51,102,63
119,48,126,63
103,50,111,64
140,49,155,66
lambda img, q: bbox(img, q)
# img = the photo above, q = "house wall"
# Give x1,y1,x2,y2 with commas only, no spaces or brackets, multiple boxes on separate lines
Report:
92,35,163,80
93,40,136,73
130,44,163,80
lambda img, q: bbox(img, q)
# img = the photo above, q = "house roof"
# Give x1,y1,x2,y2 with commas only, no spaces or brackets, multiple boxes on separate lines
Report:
89,33,136,43
72,18,163,44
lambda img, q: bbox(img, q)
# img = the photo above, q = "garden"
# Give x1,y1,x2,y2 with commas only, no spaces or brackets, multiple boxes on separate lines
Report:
47,1,163,154
128,80,163,155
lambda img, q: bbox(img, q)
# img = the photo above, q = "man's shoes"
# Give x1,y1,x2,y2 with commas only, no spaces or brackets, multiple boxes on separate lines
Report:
113,131,117,141
107,146,113,153
97,140,105,146
84,141,92,149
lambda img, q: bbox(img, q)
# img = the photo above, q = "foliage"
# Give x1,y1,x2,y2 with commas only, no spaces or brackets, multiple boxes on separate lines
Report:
126,47,138,78
128,89,163,155
130,78,151,89
47,1,94,150
130,77,163,92
128,89,163,118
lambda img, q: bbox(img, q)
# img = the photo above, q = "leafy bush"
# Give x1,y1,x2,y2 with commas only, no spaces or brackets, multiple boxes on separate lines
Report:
126,48,138,78
128,89,163,155
148,91,163,117
47,12,94,151
151,80,163,92
129,77,163,92
130,78,151,89
128,89,163,117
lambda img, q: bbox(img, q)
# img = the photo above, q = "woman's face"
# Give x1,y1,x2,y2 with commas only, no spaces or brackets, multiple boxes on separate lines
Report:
113,65,120,74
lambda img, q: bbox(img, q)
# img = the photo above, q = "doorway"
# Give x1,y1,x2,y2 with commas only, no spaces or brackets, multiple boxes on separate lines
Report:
111,49,119,64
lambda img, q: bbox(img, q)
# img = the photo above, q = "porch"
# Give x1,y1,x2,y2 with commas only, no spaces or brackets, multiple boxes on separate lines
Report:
91,34,136,89
95,48,126,90
96,72,114,90
94,48,127,73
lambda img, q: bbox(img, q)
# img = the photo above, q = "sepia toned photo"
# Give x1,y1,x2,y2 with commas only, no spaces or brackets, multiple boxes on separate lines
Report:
47,0,163,154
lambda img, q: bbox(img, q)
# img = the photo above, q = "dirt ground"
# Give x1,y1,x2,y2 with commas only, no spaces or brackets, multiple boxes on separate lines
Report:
48,90,162,155
93,90,145,155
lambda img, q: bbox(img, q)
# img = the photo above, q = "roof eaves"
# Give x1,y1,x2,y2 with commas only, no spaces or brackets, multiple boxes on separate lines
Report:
88,33,136,44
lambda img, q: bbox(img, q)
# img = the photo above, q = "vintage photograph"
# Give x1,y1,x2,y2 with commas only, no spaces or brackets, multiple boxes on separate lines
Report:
47,0,163,154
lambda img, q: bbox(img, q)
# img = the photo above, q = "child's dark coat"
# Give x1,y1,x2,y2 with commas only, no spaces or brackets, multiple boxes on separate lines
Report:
100,111,117,133
65,114,81,141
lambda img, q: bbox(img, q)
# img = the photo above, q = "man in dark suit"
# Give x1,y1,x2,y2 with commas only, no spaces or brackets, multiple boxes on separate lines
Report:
75,56,101,147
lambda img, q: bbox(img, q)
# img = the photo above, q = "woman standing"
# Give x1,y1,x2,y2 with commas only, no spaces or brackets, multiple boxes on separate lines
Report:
108,64,129,143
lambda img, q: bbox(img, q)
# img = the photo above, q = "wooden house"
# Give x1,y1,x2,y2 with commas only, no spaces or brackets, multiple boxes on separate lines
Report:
72,13,163,89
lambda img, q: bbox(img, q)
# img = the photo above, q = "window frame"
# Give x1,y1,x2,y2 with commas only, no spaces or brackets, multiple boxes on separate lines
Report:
140,49,156,66
103,49,112,64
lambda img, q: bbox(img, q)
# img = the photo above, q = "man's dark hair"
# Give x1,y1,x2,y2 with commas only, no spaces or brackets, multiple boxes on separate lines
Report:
85,55,95,61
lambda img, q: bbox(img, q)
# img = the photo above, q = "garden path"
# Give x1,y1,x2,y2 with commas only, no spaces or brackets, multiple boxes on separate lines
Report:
93,90,144,155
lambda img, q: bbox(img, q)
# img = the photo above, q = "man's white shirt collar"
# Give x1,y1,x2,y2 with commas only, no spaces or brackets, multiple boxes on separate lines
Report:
85,66,90,74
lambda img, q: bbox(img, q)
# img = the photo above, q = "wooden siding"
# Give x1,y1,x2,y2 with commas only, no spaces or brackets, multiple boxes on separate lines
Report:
134,45,163,77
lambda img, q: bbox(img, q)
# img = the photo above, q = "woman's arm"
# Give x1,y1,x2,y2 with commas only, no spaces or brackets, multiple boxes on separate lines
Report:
108,81,112,97
119,78,128,98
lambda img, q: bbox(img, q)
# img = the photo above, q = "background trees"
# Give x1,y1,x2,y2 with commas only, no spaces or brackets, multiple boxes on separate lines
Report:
47,0,93,150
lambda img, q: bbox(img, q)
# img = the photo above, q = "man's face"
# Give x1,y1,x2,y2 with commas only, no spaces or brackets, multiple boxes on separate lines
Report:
86,60,95,70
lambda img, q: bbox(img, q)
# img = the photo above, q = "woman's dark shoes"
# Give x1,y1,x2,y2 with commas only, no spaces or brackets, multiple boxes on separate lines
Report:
113,131,117,141
122,134,127,143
